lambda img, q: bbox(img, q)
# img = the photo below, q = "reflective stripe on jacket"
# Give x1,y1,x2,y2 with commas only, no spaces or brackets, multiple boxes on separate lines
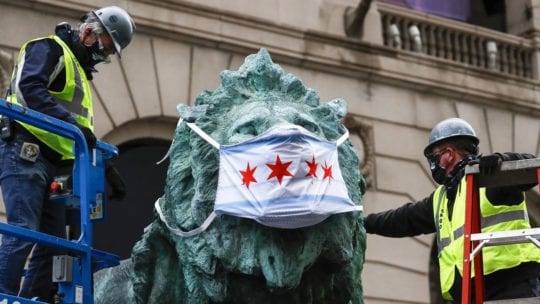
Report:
8,35,93,160
433,178,540,300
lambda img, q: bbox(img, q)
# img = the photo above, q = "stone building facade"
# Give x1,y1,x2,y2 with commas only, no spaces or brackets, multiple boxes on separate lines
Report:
1,0,540,303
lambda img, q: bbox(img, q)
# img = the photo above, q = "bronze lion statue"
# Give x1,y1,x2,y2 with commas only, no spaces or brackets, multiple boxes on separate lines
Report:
94,48,366,304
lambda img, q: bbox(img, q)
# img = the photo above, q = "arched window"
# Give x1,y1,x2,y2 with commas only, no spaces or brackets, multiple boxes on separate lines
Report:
93,138,171,259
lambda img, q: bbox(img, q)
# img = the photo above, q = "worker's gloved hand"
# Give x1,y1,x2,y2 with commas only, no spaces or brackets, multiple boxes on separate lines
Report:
479,154,502,175
106,164,127,201
77,125,96,149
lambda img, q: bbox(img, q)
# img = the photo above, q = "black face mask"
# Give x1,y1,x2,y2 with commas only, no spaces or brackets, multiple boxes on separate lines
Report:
70,37,92,67
87,39,111,65
428,154,447,185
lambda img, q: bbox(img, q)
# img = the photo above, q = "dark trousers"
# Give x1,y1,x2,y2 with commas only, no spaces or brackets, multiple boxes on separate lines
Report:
0,127,66,302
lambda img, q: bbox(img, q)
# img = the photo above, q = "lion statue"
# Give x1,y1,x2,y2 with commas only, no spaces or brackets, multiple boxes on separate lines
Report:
94,48,366,304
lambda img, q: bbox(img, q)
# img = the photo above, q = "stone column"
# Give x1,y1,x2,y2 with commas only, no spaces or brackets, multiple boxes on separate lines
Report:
507,0,540,79
363,1,384,45
506,0,532,35
344,0,383,45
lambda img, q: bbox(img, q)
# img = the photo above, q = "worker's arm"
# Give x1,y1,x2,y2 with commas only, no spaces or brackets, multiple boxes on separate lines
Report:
15,39,78,125
363,193,436,237
484,152,537,205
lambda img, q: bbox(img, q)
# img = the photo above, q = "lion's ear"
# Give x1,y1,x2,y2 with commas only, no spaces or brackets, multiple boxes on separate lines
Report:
322,99,348,119
177,104,209,122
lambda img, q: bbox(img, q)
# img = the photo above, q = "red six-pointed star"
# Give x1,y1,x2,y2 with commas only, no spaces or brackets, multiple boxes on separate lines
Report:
305,155,318,177
266,154,293,185
240,162,257,188
322,162,333,180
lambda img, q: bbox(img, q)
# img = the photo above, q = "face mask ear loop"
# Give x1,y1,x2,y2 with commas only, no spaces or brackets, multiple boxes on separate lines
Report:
185,122,221,149
97,34,105,52
154,198,217,237
156,117,221,163
336,129,349,146
156,117,184,165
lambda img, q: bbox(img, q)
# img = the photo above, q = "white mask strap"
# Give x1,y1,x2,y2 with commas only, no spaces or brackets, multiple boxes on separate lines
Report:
185,121,221,149
158,120,347,162
156,117,221,164
154,198,217,237
336,129,349,146
156,118,184,165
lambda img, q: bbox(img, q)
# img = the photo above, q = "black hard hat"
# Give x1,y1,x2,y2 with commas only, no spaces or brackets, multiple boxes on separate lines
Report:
423,118,479,156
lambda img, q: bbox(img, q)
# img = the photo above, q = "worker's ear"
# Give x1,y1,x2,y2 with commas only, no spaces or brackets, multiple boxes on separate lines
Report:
446,147,458,165
81,28,96,46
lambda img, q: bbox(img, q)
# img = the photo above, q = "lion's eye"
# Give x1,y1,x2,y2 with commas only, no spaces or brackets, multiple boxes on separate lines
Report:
234,123,257,136
298,121,319,134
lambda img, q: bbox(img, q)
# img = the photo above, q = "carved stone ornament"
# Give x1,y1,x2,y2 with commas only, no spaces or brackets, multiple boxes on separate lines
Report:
343,115,375,189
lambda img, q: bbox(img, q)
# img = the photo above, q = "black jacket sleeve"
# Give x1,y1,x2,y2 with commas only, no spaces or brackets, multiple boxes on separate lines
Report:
17,39,78,125
486,152,536,205
364,193,436,237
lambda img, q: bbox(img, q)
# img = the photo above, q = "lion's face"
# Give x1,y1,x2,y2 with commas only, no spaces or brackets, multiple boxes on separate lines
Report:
160,99,363,290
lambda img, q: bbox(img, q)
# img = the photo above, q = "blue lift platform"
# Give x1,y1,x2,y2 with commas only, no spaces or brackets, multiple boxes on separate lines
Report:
0,98,120,304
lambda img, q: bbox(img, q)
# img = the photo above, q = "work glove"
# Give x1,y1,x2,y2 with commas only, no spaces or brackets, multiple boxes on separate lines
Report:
106,163,127,201
77,125,96,150
478,153,502,175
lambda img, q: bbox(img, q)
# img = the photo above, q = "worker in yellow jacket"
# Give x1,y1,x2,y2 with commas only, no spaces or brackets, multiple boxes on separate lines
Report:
0,6,134,301
364,117,540,302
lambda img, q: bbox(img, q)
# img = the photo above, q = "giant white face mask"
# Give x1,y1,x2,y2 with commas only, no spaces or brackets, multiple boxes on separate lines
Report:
155,119,363,237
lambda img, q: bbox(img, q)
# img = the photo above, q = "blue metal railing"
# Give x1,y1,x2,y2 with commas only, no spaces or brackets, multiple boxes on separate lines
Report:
0,99,119,303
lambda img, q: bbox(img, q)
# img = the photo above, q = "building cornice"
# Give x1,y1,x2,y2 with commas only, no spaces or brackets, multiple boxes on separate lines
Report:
3,0,540,115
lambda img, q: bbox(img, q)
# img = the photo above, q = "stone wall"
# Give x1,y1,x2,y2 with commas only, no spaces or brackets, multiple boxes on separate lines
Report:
1,0,540,303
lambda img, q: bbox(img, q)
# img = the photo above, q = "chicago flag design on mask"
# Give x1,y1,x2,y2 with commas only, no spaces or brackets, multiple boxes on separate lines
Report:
155,120,363,237
215,123,361,229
